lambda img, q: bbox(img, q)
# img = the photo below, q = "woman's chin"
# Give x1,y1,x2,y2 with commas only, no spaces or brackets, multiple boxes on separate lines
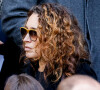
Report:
26,53,33,58
26,52,38,59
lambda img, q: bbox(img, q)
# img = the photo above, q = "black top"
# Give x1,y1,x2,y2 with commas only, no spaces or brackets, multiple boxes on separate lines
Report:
19,58,97,90
0,39,21,90
0,40,97,90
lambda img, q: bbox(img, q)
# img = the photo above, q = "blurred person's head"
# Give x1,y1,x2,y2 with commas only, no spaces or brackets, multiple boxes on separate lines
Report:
20,3,89,82
57,75,100,90
4,74,44,90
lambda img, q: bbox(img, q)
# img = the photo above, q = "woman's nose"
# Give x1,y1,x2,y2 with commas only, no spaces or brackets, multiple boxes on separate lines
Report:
23,33,31,42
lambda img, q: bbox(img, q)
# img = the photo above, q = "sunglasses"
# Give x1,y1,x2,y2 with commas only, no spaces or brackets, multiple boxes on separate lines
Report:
20,27,37,41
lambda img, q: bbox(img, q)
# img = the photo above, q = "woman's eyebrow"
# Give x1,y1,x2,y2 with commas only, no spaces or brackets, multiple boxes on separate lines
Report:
25,26,36,29
30,27,36,29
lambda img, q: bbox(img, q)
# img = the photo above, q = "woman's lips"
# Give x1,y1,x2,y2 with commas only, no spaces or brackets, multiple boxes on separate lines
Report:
25,46,32,51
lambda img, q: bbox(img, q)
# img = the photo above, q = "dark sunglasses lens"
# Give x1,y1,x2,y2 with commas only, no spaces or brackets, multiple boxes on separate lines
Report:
29,30,37,41
20,28,27,39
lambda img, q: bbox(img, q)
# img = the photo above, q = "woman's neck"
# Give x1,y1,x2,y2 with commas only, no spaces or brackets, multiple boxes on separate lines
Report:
38,60,46,72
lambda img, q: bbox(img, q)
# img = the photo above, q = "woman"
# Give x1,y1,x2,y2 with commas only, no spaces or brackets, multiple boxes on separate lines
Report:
20,3,97,90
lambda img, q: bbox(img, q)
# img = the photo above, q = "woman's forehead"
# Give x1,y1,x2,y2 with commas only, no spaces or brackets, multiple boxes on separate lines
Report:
26,13,39,29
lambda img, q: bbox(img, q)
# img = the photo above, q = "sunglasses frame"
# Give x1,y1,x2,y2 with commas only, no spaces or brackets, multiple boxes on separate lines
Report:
20,27,38,42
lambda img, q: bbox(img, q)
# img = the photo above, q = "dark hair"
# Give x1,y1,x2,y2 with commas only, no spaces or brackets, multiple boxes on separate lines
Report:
22,3,89,82
4,74,44,90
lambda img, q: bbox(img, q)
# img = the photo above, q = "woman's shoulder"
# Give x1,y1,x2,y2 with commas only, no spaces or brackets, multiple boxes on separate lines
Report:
75,59,97,80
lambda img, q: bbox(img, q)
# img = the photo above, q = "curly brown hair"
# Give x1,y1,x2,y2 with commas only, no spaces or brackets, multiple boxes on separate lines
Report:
26,3,89,82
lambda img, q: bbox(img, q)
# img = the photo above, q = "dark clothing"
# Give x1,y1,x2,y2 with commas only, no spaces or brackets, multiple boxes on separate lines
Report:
2,0,100,82
0,20,7,43
85,0,100,82
19,59,97,90
1,0,85,46
0,47,97,90
0,39,21,90
1,0,100,89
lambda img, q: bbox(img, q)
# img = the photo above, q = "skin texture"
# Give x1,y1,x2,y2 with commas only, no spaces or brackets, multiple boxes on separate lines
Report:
57,75,100,90
23,13,41,59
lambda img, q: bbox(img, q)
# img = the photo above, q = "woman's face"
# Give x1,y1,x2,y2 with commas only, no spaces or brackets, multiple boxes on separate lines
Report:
23,13,41,59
